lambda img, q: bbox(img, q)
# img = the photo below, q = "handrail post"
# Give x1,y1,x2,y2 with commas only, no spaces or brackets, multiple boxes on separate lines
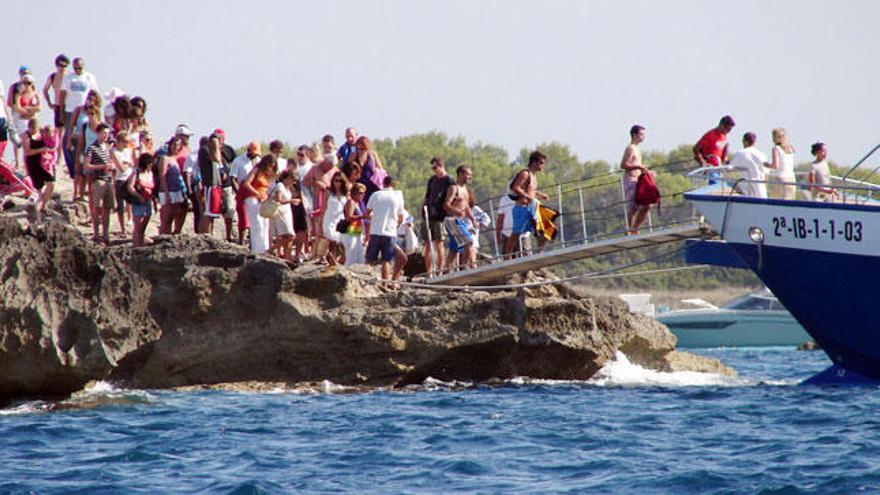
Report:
578,187,587,242
557,183,564,245
489,199,499,258
423,206,434,276
620,175,630,233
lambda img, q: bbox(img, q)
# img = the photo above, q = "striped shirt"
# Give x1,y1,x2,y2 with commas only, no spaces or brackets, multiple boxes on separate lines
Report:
85,141,113,181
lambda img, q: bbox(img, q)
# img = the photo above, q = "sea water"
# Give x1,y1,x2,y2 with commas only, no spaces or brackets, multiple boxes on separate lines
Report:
2,348,879,494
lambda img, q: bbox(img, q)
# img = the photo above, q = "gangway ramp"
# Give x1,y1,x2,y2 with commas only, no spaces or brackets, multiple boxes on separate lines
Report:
426,223,710,287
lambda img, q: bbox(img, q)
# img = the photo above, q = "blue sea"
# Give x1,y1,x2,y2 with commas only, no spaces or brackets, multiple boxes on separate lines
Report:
3,348,880,494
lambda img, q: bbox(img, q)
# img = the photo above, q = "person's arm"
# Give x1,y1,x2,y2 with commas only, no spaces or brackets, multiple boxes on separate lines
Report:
242,168,264,200
443,184,459,215
692,142,706,167
721,143,730,164
372,151,384,170
158,158,170,195
42,75,54,107
24,94,41,117
10,89,24,116
768,147,781,170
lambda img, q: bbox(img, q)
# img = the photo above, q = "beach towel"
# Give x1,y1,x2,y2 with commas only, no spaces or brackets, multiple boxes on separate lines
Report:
535,204,559,241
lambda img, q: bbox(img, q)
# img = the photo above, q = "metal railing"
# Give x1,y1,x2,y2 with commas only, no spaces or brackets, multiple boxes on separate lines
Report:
423,164,701,277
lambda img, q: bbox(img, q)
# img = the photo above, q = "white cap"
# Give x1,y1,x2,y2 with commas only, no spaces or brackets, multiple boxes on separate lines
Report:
105,87,125,102
175,124,193,137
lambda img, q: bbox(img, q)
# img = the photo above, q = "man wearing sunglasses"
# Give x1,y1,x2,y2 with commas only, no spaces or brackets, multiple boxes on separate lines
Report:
42,54,70,129
60,57,99,170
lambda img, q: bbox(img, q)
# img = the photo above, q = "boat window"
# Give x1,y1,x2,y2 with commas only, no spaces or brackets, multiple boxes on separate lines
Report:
768,300,786,311
727,297,771,310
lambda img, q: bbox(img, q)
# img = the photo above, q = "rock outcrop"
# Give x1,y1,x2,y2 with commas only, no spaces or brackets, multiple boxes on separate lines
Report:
0,214,732,406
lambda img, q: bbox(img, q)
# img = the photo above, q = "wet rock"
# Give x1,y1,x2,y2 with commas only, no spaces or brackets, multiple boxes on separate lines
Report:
0,214,733,405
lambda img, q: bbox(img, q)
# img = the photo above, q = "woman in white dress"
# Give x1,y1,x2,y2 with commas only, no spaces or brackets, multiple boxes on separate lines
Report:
769,128,796,200
342,182,367,265
267,171,296,259
320,171,348,266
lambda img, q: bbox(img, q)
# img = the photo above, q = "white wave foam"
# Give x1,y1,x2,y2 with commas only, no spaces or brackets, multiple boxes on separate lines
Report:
0,401,46,416
588,351,747,387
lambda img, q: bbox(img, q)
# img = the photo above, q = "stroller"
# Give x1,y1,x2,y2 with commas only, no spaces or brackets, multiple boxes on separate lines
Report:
0,158,39,203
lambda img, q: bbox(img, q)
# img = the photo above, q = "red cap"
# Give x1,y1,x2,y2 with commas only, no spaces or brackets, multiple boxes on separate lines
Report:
213,128,226,140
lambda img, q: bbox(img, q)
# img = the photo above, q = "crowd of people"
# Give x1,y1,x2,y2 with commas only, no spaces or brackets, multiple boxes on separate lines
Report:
0,55,840,284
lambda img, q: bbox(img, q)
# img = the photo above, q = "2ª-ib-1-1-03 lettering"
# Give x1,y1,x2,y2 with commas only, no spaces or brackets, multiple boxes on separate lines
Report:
772,217,862,242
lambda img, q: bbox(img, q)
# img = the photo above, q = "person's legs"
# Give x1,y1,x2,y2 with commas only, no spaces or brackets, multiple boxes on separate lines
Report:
173,201,187,235
391,245,408,283
101,206,112,242
630,204,652,234
89,180,101,240
159,202,173,235
37,181,54,223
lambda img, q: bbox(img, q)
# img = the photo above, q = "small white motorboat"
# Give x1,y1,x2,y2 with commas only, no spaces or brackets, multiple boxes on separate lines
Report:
652,288,810,348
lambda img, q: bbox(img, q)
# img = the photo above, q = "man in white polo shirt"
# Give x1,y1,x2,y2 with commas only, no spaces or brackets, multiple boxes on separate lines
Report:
729,132,770,199
366,176,408,285
60,57,98,169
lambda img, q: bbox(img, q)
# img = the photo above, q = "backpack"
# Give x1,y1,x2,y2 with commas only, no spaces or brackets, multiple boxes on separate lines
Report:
508,169,531,201
635,172,660,206
123,172,147,205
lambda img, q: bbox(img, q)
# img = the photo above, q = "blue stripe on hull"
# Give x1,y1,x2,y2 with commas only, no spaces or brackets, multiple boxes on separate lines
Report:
727,243,880,381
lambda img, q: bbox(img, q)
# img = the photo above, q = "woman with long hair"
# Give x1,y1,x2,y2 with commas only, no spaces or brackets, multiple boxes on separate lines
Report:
157,137,187,235
68,89,102,201
321,171,349,266
127,152,155,247
267,170,297,259
240,154,277,253
342,182,367,265
353,136,386,203
769,128,796,200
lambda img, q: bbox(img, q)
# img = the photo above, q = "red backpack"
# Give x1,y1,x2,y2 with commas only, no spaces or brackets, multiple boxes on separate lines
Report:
635,172,660,206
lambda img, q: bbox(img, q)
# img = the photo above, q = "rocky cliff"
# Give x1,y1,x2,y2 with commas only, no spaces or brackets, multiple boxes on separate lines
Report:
0,213,732,406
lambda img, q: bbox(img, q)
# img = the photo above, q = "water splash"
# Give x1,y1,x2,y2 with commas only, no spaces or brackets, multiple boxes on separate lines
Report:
588,351,748,387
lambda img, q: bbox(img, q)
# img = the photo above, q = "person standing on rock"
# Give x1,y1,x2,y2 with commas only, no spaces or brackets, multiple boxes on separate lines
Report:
83,123,116,244
505,150,550,256
365,176,408,286
443,165,477,271
421,156,454,276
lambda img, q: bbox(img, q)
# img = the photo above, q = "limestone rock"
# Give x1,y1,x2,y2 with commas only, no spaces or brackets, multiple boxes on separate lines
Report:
0,214,733,405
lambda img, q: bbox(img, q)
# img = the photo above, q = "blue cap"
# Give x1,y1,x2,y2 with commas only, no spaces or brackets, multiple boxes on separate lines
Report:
18,65,29,75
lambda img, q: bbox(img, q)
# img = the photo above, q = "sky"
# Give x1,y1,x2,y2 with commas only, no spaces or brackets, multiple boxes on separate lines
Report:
3,0,878,168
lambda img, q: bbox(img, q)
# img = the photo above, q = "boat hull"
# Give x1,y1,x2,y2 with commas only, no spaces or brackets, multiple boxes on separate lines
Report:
685,190,880,382
658,310,809,348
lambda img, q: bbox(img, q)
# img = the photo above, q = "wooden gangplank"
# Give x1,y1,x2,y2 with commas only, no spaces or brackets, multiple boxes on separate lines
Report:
427,223,710,287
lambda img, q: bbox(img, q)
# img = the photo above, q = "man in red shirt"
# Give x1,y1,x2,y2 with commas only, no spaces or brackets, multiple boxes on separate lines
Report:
693,115,735,183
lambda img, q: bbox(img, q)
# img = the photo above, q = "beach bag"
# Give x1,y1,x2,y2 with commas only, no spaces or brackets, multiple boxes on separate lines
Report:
335,218,350,234
204,186,223,217
259,198,281,218
635,172,660,206
123,174,146,205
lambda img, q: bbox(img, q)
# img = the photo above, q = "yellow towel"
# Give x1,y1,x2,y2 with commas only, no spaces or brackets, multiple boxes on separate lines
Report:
535,204,560,241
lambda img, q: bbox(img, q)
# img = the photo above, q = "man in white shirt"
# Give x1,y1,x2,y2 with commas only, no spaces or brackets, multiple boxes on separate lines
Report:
230,141,261,243
496,194,514,258
729,132,770,199
61,57,98,169
268,140,287,172
366,176,408,284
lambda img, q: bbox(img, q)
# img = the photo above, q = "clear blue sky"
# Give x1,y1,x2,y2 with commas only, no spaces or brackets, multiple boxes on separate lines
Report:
4,0,878,167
